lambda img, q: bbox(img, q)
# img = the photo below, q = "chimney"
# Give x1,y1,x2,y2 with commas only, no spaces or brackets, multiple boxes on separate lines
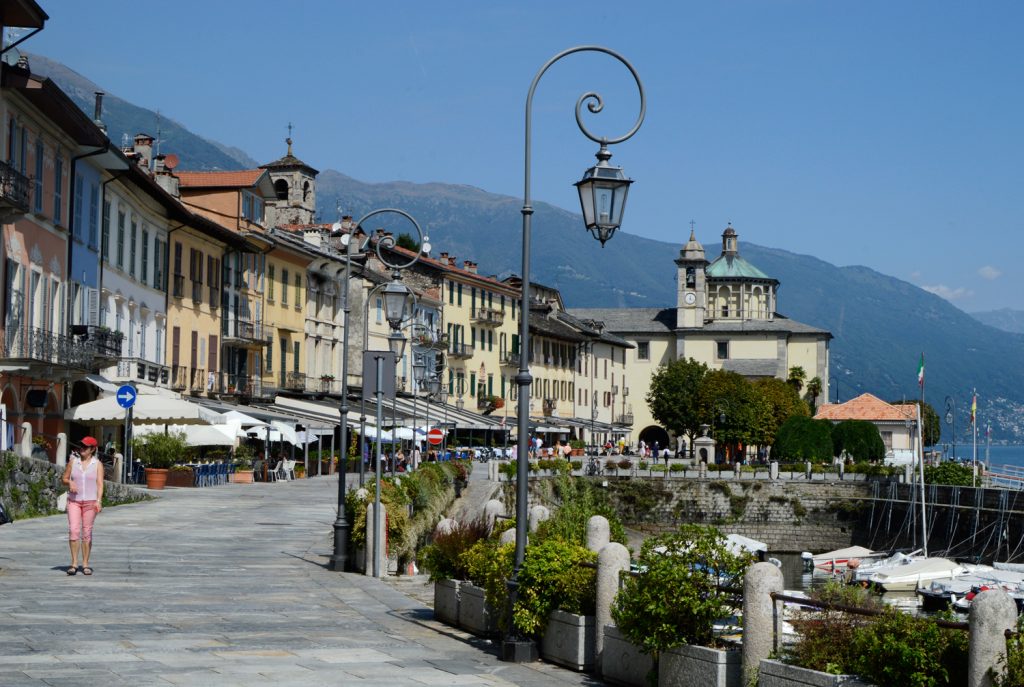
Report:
463,260,477,274
438,252,449,263
152,155,180,198
447,256,457,267
133,133,154,170
93,92,106,133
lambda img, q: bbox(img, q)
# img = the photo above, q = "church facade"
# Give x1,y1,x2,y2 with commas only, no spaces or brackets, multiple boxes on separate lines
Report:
571,225,831,450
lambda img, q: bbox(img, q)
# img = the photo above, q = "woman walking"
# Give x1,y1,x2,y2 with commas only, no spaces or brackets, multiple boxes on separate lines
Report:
61,436,104,575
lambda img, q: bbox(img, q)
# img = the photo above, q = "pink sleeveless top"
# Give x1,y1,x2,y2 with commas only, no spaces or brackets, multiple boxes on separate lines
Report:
70,456,99,502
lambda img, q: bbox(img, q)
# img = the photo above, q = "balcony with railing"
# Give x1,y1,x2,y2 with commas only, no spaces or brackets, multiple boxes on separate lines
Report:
170,364,189,390
113,357,170,387
310,376,341,394
542,398,556,416
70,325,123,364
614,411,634,426
0,326,93,371
222,319,268,348
172,274,185,298
471,307,504,327
190,367,207,394
283,371,306,392
0,159,30,216
448,342,475,360
412,329,449,350
501,351,520,368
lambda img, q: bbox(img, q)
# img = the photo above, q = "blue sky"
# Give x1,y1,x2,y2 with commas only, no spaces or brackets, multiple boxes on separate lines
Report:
26,1,1024,312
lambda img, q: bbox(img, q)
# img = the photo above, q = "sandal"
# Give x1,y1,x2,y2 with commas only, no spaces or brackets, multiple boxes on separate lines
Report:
67,566,77,575
81,567,93,576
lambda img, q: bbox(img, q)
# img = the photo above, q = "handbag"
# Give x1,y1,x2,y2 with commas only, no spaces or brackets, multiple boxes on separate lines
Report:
57,492,68,513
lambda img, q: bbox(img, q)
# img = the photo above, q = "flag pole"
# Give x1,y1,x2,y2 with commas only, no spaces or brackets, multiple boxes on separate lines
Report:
972,388,978,488
917,353,927,557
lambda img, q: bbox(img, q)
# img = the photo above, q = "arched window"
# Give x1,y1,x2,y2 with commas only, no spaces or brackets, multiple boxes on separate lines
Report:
751,286,763,318
718,286,731,317
274,179,289,201
302,180,310,202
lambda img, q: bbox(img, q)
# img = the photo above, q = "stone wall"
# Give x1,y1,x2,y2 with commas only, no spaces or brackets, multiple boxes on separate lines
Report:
0,452,148,520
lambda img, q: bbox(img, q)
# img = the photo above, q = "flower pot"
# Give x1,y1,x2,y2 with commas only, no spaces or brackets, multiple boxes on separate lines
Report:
758,659,875,686
541,609,595,671
433,579,460,626
231,470,254,484
602,625,654,687
458,582,498,637
166,468,195,488
144,467,169,490
660,644,740,687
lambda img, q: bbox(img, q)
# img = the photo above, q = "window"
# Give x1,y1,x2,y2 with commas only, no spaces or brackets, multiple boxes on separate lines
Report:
266,338,273,372
375,297,382,324
267,264,275,301
716,341,729,360
33,139,42,213
155,328,163,367
685,267,696,288
139,319,147,359
294,273,300,308
153,240,165,290
53,155,63,224
282,269,289,305
73,174,83,239
293,341,300,372
208,256,219,306
116,210,125,268
637,341,650,361
140,229,149,282
470,287,476,316
101,201,110,261
448,281,454,304
457,283,462,306
129,218,137,276
88,184,99,247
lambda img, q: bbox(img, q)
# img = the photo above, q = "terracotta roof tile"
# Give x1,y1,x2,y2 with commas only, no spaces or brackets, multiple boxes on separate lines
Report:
177,170,265,188
814,393,916,422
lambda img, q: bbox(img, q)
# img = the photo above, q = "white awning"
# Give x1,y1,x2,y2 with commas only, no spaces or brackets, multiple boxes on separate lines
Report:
65,395,225,425
134,423,240,447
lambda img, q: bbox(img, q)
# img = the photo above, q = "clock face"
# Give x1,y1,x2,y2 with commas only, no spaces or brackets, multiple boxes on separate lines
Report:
684,292,696,305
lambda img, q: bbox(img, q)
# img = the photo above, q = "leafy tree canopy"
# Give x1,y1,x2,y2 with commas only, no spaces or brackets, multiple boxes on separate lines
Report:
699,369,769,449
831,420,886,462
396,232,420,252
753,377,809,447
773,416,835,462
646,357,708,441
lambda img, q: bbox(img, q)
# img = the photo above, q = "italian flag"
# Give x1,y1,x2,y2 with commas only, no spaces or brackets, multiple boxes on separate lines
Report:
917,353,925,388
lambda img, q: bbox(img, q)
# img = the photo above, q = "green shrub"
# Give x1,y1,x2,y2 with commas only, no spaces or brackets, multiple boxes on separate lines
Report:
419,517,491,582
773,416,835,462
617,459,632,471
785,580,880,675
570,460,583,471
924,462,974,486
604,458,619,472
513,539,596,637
995,616,1024,687
669,463,685,473
536,477,627,546
638,460,649,471
611,524,755,655
500,460,518,480
831,420,886,462
133,432,189,469
650,464,666,473
460,538,515,629
848,607,968,686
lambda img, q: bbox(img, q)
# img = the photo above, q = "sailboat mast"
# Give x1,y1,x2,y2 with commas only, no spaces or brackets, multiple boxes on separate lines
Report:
917,402,927,557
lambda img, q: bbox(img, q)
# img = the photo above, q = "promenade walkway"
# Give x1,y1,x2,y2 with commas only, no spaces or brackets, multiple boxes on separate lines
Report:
0,476,600,686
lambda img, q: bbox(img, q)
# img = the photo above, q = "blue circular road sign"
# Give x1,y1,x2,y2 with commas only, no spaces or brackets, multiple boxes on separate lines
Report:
116,385,137,409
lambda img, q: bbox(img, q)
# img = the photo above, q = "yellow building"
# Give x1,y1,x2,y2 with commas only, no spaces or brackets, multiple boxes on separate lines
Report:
572,225,832,450
261,231,312,395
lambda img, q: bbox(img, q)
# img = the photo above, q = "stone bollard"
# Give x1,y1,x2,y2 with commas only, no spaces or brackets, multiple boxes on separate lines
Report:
484,499,504,532
969,588,1018,687
769,460,779,480
365,502,386,578
805,461,812,480
488,460,497,481
733,462,742,479
113,454,123,484
586,515,610,553
742,561,785,686
595,542,631,671
904,463,913,484
528,504,550,533
19,422,32,457
699,461,707,479
838,460,845,481
499,527,517,546
56,433,68,468
435,517,457,536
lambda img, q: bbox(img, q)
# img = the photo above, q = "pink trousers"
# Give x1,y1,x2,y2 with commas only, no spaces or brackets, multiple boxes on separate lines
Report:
67,500,98,542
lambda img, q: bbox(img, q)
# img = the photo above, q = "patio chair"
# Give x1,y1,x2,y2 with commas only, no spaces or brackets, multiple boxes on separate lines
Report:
278,459,296,481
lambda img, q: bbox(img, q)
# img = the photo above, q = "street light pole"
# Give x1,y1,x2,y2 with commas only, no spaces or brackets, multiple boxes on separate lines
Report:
944,395,956,461
505,46,645,663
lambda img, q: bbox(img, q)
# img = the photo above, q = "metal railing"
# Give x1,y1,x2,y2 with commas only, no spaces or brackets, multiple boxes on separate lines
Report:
0,160,30,213
222,319,267,344
501,352,520,367
115,357,170,386
190,367,207,392
170,364,188,390
284,371,306,391
413,329,449,350
0,326,93,369
472,307,505,326
614,412,634,425
448,342,475,359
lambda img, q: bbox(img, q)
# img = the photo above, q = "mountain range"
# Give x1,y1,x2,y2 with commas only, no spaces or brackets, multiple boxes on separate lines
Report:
29,53,1024,444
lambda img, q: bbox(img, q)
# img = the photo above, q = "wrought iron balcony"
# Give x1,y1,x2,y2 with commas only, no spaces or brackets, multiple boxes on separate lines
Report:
413,329,449,350
312,376,340,394
170,364,189,390
190,367,207,393
471,307,504,327
222,319,268,347
0,326,93,370
501,352,520,367
614,412,634,426
283,371,306,391
0,160,30,216
114,357,170,387
448,342,475,360
71,325,123,363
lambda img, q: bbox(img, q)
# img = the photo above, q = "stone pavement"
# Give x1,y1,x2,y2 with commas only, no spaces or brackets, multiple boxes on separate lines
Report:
0,476,604,686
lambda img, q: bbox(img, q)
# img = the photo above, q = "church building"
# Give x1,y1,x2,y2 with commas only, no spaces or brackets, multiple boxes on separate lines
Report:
571,225,831,450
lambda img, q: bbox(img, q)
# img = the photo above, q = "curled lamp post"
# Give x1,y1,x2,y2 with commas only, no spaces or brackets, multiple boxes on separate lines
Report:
506,45,645,662
945,395,956,461
332,208,426,575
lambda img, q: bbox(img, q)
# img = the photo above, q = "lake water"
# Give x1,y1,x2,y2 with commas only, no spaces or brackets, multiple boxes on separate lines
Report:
943,444,1024,468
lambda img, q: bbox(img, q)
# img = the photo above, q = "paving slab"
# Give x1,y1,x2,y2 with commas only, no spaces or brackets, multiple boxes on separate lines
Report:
0,476,604,685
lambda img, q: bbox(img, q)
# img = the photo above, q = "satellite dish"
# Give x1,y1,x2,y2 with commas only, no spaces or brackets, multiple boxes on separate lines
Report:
164,153,179,170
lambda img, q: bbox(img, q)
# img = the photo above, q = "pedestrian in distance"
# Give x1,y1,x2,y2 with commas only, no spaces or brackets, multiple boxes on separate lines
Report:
62,436,104,576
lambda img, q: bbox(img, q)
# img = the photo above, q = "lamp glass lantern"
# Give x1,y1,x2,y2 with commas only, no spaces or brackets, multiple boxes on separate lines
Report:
413,355,427,384
575,147,633,246
382,277,413,330
387,330,407,362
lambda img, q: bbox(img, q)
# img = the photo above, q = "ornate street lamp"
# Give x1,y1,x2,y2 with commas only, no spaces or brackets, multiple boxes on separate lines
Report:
330,207,428,575
506,45,645,663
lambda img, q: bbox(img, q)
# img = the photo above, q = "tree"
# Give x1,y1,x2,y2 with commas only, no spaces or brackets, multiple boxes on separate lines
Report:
396,232,420,252
698,369,766,462
830,420,886,461
773,416,835,462
787,366,807,394
753,377,809,451
646,358,709,457
806,376,823,412
890,400,941,446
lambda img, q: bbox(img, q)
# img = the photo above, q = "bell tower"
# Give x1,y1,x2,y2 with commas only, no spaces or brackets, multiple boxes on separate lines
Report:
674,225,708,329
260,128,319,227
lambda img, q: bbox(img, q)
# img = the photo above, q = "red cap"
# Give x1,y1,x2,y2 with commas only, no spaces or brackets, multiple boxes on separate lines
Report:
80,436,98,448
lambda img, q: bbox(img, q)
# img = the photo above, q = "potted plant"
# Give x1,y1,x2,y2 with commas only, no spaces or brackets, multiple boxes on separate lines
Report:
231,444,255,483
167,464,196,488
134,432,189,490
610,524,756,687
31,435,52,460
419,517,491,625
569,439,586,456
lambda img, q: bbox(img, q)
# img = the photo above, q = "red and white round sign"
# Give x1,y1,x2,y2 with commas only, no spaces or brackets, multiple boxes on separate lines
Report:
427,428,445,445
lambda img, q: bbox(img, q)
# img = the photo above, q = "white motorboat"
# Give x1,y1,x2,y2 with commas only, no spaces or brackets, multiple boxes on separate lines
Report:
869,557,966,592
811,545,889,572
